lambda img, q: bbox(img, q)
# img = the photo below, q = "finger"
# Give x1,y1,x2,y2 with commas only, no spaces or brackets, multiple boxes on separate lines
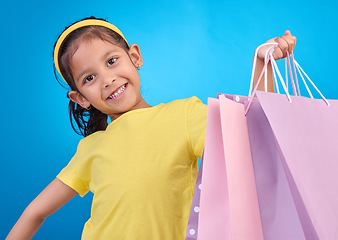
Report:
283,30,297,51
274,37,289,58
280,35,296,53
275,32,297,58
284,30,291,36
273,46,284,60
256,38,276,60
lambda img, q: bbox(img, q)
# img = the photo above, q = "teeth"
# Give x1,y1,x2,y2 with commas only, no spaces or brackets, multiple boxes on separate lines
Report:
108,85,126,99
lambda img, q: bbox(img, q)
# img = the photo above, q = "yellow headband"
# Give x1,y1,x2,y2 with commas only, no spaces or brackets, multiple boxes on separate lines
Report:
53,19,129,82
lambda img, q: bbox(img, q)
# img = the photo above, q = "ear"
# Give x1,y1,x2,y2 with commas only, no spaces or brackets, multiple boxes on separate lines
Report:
128,43,143,68
68,91,91,109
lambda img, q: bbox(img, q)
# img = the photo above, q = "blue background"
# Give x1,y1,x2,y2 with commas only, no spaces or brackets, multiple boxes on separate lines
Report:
2,0,337,239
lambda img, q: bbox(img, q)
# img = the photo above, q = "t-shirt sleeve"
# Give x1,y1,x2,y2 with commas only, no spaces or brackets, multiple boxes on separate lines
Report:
186,96,207,160
56,139,90,197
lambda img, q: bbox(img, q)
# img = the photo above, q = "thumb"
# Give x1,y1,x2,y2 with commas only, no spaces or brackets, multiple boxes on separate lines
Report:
284,30,291,36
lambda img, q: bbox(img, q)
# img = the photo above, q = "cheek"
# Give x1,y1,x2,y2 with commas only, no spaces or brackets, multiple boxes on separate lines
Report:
82,87,100,102
133,77,141,93
125,69,141,88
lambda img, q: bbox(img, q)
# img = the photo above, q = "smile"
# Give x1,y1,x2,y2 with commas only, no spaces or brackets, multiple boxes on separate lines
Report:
108,84,127,99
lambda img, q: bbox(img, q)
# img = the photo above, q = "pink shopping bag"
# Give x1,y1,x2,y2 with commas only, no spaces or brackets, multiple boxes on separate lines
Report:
224,93,314,240
198,95,264,240
256,90,338,240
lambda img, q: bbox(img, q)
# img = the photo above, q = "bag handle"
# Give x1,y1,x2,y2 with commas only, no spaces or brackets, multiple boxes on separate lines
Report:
246,43,292,115
293,57,329,105
285,51,300,96
262,51,329,106
283,52,330,106
248,42,292,101
246,43,330,115
248,42,278,96
269,52,292,101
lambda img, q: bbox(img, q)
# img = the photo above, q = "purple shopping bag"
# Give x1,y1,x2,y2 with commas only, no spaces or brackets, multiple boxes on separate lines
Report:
244,44,336,239
185,154,203,240
256,91,338,240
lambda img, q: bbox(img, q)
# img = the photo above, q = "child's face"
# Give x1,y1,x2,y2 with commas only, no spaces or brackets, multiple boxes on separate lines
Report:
68,38,148,120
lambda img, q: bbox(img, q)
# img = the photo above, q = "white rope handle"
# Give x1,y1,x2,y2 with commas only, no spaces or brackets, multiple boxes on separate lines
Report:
249,42,278,96
286,52,298,96
246,42,330,115
290,53,301,96
270,53,292,103
293,59,330,106
291,56,313,99
264,45,275,92
272,57,280,94
246,43,278,115
258,48,329,106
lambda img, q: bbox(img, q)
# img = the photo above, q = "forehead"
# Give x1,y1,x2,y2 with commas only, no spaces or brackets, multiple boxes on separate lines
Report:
75,38,118,53
70,38,124,65
70,36,120,57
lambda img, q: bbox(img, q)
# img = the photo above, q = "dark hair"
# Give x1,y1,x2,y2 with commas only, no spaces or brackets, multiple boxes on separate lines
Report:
53,16,130,137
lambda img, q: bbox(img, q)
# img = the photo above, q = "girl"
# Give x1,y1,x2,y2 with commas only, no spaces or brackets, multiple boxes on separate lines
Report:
6,16,296,239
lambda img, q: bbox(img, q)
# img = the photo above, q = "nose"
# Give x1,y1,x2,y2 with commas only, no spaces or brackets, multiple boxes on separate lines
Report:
104,79,115,88
103,75,116,88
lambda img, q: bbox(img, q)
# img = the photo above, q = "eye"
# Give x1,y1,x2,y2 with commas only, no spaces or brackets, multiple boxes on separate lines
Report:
107,57,117,67
84,74,95,83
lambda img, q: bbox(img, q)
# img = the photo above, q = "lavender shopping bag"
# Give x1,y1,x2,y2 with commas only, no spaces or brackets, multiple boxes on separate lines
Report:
186,42,337,239
196,96,264,240
256,90,338,240
244,44,338,239
249,47,338,239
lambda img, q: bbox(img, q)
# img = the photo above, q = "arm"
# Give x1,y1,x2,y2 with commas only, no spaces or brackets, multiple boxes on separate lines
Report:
253,30,297,92
6,178,78,240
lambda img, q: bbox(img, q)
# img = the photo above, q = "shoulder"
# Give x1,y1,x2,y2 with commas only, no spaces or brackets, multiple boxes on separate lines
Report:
74,129,107,154
150,97,207,125
161,96,206,112
158,96,207,129
165,96,204,105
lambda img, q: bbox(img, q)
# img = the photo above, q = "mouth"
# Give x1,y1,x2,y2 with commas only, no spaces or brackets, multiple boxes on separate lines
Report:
107,84,127,100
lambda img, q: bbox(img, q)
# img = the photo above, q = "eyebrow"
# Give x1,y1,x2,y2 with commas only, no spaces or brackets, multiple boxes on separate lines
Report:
102,50,117,61
75,50,119,83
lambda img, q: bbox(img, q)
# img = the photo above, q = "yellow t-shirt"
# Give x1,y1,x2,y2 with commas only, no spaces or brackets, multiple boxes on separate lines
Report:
57,97,207,240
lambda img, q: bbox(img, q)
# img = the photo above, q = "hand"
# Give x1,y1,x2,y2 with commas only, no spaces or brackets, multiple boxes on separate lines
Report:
257,30,297,61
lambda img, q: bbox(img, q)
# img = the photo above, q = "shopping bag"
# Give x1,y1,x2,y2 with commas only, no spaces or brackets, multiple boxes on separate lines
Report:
193,97,230,240
256,90,338,240
223,93,311,240
186,42,338,240
185,154,203,240
197,95,264,240
249,46,338,239
250,47,338,240
188,43,284,240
